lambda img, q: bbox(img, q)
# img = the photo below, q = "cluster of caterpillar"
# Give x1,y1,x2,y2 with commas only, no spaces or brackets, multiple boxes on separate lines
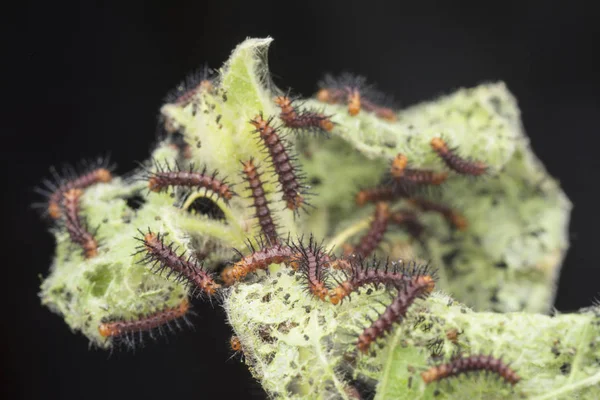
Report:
343,202,426,260
219,231,439,355
316,73,397,121
354,152,469,240
36,64,524,394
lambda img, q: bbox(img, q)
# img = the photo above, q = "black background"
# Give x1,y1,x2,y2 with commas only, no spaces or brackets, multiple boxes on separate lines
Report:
5,1,599,399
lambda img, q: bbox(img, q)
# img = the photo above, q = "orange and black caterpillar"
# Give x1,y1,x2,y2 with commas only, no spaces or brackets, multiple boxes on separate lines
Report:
249,115,309,212
221,239,297,286
421,354,521,386
344,202,391,259
430,137,488,176
389,210,425,239
409,197,468,231
316,73,396,120
35,157,114,220
274,96,334,134
329,258,436,305
291,235,331,301
357,275,435,353
61,188,99,258
143,160,234,202
134,229,221,297
400,169,448,186
98,299,192,347
356,186,408,207
241,158,279,244
390,153,448,193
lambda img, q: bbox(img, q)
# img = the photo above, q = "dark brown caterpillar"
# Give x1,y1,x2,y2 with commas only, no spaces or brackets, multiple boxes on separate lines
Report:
164,65,214,108
421,354,521,386
134,230,221,296
241,158,279,244
249,115,308,212
345,202,391,259
274,96,334,134
61,189,99,258
144,161,234,202
390,153,447,191
409,197,468,231
35,159,113,220
357,275,435,353
361,98,397,121
159,66,215,135
430,137,488,176
401,169,448,186
329,258,435,305
356,186,408,207
98,299,191,342
389,210,425,239
221,240,298,286
291,235,330,301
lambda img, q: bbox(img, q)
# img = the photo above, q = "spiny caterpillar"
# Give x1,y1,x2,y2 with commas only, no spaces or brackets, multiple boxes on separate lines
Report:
249,115,308,212
143,160,234,202
241,158,279,244
390,153,448,188
421,354,521,386
35,159,113,219
292,235,330,301
401,169,448,186
357,274,435,353
274,95,334,134
344,202,391,259
221,240,297,286
61,188,99,258
389,210,425,239
409,197,468,231
98,299,191,343
164,65,214,108
134,230,221,297
329,258,435,305
316,73,396,120
356,186,405,207
430,137,488,176
36,40,564,398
